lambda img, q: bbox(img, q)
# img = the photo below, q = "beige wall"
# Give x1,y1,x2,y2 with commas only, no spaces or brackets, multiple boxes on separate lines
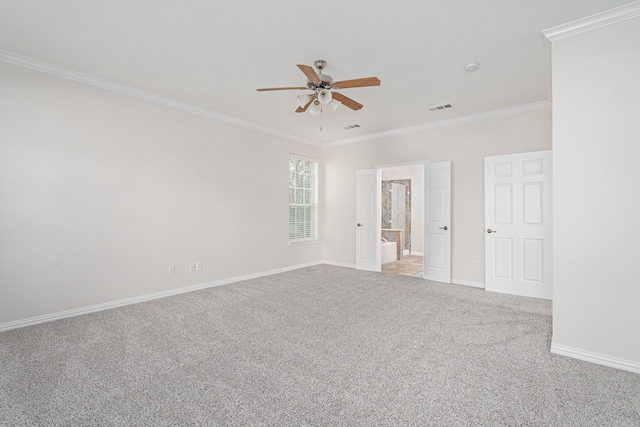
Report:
322,108,552,285
0,59,552,327
0,62,322,324
550,15,640,365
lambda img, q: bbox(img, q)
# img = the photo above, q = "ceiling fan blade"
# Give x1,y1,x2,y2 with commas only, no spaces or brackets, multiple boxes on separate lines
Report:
257,86,308,92
297,64,321,83
333,77,381,89
331,92,363,111
295,95,316,113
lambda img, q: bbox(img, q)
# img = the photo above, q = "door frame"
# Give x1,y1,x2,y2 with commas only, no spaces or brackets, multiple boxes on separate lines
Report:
374,160,429,277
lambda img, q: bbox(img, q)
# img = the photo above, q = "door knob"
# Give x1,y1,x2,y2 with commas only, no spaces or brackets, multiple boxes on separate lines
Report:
357,223,363,227
487,228,497,233
439,226,448,231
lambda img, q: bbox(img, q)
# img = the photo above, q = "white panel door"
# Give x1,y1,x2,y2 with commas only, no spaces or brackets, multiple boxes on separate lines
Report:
424,161,451,283
356,169,381,271
485,151,552,299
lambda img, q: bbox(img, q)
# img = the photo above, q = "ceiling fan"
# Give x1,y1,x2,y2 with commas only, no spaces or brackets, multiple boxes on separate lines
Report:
256,59,380,114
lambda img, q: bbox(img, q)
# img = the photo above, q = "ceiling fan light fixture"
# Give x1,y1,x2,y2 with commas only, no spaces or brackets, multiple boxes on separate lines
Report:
258,60,380,123
309,100,322,115
297,94,311,108
317,89,332,104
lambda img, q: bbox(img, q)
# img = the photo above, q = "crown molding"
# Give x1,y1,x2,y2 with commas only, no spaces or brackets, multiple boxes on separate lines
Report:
0,48,550,149
0,49,320,147
323,101,551,148
543,1,640,41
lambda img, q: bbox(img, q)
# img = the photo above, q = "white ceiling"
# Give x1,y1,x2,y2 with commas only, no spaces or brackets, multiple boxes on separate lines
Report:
0,0,632,145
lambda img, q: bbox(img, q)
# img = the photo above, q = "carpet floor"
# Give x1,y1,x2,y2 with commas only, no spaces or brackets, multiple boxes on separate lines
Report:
1,264,639,426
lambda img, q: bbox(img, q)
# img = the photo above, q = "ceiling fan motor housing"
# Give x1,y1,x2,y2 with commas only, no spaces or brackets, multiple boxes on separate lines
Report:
304,59,334,90
307,74,334,90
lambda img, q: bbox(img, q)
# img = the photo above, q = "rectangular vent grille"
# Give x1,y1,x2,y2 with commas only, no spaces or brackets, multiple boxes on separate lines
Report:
343,124,361,130
428,103,453,112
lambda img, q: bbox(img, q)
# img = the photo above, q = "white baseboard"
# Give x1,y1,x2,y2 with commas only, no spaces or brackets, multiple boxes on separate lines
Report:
320,266,486,290
551,343,640,374
451,278,485,289
322,260,356,269
0,261,324,332
410,251,424,256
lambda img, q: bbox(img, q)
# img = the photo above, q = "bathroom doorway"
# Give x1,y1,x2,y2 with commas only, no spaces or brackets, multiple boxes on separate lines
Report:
380,165,424,278
356,161,450,282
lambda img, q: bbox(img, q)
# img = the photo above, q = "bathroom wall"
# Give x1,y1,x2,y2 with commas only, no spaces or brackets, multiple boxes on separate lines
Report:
382,165,424,255
381,180,410,250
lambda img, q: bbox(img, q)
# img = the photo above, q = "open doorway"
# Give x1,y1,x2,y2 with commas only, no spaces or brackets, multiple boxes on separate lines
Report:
379,165,424,278
355,161,450,282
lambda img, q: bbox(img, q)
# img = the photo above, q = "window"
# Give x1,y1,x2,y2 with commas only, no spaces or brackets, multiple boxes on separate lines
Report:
289,155,318,242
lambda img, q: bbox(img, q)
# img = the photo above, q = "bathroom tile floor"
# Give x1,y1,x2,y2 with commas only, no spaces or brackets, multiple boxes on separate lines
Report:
382,255,424,277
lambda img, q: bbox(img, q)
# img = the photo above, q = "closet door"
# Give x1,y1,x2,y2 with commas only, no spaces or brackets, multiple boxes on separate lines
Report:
485,151,552,299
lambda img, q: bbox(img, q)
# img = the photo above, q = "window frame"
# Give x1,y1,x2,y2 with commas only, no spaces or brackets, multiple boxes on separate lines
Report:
288,154,319,244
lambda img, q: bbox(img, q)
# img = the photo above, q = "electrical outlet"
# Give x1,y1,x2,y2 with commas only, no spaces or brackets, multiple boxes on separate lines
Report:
475,261,481,269
189,262,196,272
195,260,202,271
168,266,176,275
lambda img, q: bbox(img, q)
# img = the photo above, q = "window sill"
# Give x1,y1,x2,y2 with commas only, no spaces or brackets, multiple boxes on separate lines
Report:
288,238,321,246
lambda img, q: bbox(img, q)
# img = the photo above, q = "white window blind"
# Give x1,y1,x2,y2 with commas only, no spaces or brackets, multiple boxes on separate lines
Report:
289,155,318,241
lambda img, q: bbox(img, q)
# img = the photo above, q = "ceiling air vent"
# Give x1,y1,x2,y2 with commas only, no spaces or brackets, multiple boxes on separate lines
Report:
343,124,361,130
428,103,453,112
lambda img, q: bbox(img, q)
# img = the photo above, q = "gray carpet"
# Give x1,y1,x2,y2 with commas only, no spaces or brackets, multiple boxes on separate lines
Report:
1,264,639,426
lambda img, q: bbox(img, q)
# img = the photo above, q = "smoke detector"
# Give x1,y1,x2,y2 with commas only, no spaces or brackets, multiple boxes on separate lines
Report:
464,61,480,72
